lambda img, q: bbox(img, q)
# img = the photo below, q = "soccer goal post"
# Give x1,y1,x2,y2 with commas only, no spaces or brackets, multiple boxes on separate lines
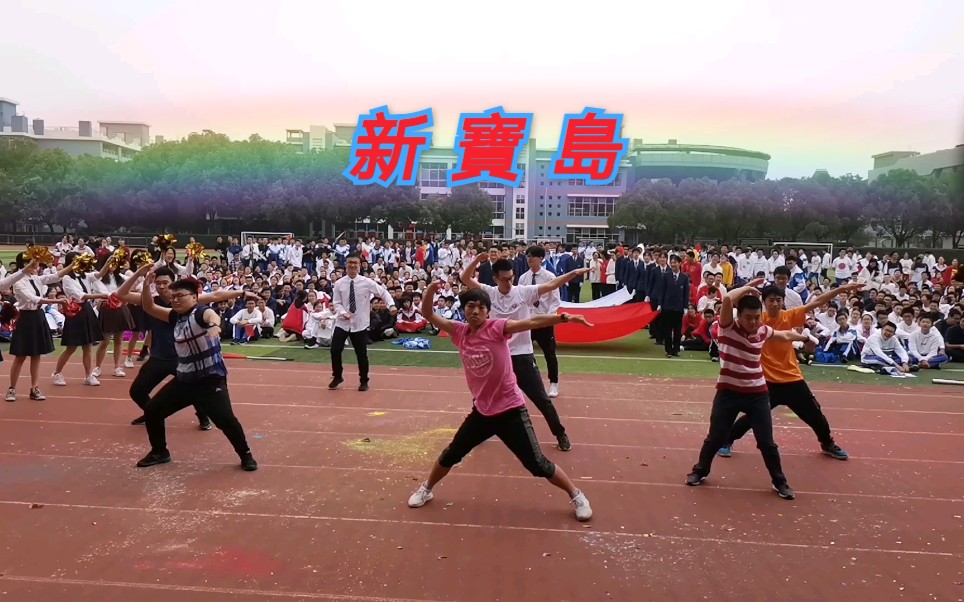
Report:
240,231,295,246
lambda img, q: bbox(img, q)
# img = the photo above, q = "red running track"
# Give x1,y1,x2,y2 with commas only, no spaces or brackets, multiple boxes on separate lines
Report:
0,363,961,601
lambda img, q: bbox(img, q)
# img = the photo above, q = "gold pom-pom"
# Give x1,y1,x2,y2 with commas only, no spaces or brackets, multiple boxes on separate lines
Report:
24,245,55,265
132,250,153,268
152,233,177,250
71,253,97,274
185,242,206,261
108,247,129,269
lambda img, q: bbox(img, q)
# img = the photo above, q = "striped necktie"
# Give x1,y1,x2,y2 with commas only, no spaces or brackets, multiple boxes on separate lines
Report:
349,280,357,313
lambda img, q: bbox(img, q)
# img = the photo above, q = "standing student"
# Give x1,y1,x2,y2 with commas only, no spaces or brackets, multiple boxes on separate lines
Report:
137,272,257,471
462,253,587,452
51,253,111,386
7,258,73,401
654,254,690,357
118,264,251,428
329,254,395,392
717,282,863,461
93,257,135,378
686,278,811,500
407,281,593,521
518,245,562,398
0,261,34,362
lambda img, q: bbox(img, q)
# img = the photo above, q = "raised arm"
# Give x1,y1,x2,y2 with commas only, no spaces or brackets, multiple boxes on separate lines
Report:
116,264,152,305
421,282,455,335
0,260,33,290
720,278,765,329
140,271,172,321
536,267,590,296
771,329,812,343
199,288,256,305
803,282,864,312
460,252,486,290
505,311,593,335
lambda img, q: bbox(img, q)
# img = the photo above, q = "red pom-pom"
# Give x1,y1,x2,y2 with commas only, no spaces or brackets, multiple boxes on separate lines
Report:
64,301,82,318
107,293,123,310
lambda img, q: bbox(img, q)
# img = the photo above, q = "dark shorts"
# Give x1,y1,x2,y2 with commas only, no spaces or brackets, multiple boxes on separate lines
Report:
438,406,555,479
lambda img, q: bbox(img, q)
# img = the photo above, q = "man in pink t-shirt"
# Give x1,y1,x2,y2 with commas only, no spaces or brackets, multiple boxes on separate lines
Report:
407,282,594,521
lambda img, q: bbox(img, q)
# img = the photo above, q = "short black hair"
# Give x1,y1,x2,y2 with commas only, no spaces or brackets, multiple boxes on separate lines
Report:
773,266,791,278
458,288,492,311
170,278,200,295
669,254,681,264
526,245,546,259
153,266,177,281
736,295,763,314
883,321,897,330
492,258,514,275
760,285,785,300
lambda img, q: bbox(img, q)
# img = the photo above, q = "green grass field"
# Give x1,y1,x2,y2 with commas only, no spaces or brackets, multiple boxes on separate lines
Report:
5,246,958,388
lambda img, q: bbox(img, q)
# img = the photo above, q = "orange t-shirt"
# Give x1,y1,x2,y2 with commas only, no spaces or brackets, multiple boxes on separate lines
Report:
761,307,807,383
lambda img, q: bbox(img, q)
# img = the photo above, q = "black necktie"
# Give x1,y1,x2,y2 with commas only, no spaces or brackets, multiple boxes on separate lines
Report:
349,280,357,313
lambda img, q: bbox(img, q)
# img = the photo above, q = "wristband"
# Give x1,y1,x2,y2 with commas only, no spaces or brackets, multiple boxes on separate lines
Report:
560,313,569,323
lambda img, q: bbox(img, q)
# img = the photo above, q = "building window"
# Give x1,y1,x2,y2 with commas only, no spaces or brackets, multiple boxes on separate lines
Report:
515,207,525,220
419,162,448,187
567,196,617,218
515,194,525,204
492,196,505,220
514,224,525,236
480,181,505,189
567,227,616,244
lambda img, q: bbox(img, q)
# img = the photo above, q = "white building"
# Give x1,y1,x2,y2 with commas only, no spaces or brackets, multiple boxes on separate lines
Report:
869,146,964,182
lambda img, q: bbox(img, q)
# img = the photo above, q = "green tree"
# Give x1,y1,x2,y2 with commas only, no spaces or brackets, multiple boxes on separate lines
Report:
438,185,495,235
867,169,948,247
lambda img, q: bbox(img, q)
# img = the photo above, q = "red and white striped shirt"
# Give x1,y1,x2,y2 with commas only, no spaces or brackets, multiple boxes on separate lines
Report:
716,322,774,394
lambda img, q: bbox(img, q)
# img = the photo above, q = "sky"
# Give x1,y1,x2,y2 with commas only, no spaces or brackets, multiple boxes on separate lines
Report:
2,0,962,178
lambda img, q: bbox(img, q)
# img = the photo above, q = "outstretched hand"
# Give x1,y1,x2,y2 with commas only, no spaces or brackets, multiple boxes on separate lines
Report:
568,314,594,327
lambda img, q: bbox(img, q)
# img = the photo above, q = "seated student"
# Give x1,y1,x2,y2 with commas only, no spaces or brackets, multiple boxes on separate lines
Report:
819,313,858,362
395,296,428,333
696,287,720,313
860,321,914,375
229,298,262,344
682,307,701,338
367,298,397,342
303,300,334,349
277,291,309,342
854,312,878,354
682,309,715,352
794,325,819,365
895,307,919,342
907,315,948,369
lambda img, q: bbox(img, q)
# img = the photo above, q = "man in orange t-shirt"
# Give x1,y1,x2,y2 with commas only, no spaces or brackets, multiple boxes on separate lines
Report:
717,281,864,460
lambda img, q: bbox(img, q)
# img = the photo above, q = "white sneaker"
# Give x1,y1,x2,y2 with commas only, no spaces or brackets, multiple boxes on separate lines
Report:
571,491,592,521
408,483,434,508
548,383,559,398
113,368,126,377
91,367,101,378
52,373,67,386
5,388,16,402
84,375,100,386
124,358,134,369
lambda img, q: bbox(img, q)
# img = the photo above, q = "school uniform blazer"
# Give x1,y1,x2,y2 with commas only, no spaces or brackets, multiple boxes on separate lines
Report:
656,271,691,312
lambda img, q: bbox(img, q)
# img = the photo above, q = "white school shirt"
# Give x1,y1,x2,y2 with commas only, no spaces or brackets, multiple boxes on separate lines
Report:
518,268,559,316
331,275,394,332
480,283,540,356
13,274,62,310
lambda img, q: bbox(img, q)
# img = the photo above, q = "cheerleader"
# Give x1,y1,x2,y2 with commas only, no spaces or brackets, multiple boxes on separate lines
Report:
94,255,135,378
51,253,110,387
0,261,32,348
6,258,73,402
123,252,150,368
156,246,195,277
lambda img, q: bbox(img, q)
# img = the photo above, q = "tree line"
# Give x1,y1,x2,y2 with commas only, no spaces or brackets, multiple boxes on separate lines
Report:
0,131,496,237
609,168,963,248
1,130,961,247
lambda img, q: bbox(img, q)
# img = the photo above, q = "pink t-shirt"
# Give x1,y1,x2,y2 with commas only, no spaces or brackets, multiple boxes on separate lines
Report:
451,319,526,416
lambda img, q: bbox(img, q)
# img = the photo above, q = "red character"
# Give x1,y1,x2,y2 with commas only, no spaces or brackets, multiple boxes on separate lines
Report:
448,107,531,187
550,108,629,185
344,106,434,187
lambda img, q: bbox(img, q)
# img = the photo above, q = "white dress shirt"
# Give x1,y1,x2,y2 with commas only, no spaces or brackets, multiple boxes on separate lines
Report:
518,268,559,316
332,275,394,332
480,284,540,355
13,274,62,310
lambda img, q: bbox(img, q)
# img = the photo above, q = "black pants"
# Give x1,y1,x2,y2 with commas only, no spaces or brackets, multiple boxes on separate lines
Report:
438,406,555,478
727,380,834,446
692,389,787,486
330,326,370,383
661,309,684,354
129,357,208,421
681,338,710,351
567,281,581,303
531,326,559,384
512,354,566,437
144,376,249,457
591,283,602,300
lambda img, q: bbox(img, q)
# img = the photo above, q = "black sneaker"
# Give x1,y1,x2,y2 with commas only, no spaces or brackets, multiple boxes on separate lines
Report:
130,415,146,426
773,483,796,500
685,472,705,486
358,382,369,392
240,454,258,471
557,433,571,452
136,452,172,468
328,377,344,390
821,443,849,460
198,418,213,431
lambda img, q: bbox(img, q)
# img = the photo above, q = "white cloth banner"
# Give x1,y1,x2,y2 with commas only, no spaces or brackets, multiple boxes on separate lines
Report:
561,286,633,309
